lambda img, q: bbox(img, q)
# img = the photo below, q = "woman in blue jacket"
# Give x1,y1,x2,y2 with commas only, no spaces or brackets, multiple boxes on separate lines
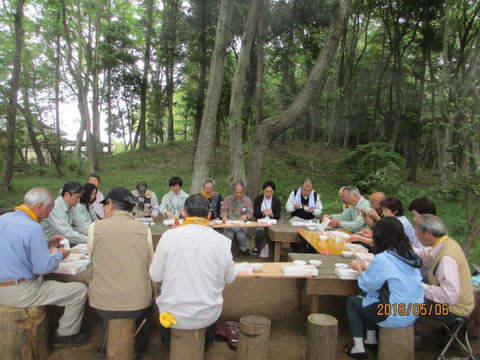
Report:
345,217,424,359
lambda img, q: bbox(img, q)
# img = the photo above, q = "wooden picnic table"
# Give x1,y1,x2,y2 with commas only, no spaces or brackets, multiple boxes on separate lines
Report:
289,253,360,313
151,221,271,249
235,262,318,278
297,229,347,255
266,222,306,262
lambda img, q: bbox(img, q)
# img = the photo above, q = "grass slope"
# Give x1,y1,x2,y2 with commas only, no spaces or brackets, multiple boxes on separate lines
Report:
1,140,478,264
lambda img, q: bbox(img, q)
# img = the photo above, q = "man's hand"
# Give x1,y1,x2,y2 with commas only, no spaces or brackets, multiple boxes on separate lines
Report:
330,219,340,228
367,209,381,221
305,207,314,213
166,211,175,219
58,247,71,259
240,215,247,222
49,235,65,248
263,209,273,217
294,203,302,209
222,217,228,223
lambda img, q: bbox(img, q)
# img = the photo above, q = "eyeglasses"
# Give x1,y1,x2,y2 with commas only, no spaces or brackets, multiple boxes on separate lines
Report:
103,200,110,207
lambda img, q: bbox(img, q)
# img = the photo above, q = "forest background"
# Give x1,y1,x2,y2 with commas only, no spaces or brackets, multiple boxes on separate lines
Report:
1,0,480,263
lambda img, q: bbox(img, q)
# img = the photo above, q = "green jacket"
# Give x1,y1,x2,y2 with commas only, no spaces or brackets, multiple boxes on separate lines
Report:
332,196,370,233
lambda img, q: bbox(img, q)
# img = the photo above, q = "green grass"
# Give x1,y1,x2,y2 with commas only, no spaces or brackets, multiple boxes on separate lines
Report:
1,140,478,265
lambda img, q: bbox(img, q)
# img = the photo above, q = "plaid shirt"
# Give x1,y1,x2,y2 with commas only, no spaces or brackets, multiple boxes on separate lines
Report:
220,195,253,220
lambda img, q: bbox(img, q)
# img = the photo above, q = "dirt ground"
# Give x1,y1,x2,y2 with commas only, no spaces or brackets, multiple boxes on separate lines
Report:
48,241,480,360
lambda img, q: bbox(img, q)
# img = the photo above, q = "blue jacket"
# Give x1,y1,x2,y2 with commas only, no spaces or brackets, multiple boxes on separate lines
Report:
359,249,424,327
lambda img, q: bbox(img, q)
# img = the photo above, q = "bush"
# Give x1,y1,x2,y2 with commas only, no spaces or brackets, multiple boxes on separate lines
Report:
335,143,407,195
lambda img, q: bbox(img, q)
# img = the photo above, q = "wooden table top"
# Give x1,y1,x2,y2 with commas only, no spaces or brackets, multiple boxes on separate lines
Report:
297,229,347,255
289,253,359,295
288,253,351,280
150,221,270,235
236,262,318,279
266,221,304,243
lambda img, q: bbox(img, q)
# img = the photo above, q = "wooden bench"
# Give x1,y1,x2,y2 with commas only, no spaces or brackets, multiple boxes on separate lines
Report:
0,305,49,360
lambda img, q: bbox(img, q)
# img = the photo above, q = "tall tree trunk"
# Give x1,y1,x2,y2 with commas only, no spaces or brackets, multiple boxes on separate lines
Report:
107,68,112,153
193,0,208,148
246,0,350,198
61,0,97,172
22,88,47,167
91,0,102,155
164,0,179,143
227,0,259,185
327,31,346,148
139,0,154,150
191,0,233,194
55,24,63,165
389,36,402,151
408,41,428,182
438,0,450,185
241,46,257,142
1,0,25,191
255,0,266,126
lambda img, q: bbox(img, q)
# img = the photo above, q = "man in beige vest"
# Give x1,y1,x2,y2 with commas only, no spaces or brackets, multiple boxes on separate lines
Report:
415,214,474,323
131,181,159,219
88,187,154,358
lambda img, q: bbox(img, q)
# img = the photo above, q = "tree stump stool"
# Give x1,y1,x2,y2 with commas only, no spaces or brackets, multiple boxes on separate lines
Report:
305,313,337,360
378,325,414,360
106,318,135,360
171,327,206,360
236,315,271,360
0,305,48,360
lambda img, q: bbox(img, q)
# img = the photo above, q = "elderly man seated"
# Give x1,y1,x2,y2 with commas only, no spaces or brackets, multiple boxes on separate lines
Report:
200,178,223,220
160,176,189,219
221,182,253,256
325,185,370,233
131,181,159,219
150,194,236,350
285,178,323,220
415,214,474,325
360,192,386,229
42,181,87,244
88,187,154,358
0,188,88,348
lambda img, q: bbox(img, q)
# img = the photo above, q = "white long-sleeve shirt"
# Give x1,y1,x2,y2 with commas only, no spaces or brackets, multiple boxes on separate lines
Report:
149,223,236,329
285,191,323,216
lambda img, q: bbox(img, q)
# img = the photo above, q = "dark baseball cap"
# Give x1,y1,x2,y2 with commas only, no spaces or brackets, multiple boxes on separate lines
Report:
101,187,134,204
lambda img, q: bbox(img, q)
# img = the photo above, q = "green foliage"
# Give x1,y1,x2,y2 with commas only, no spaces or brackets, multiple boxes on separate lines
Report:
334,143,406,194
357,162,409,197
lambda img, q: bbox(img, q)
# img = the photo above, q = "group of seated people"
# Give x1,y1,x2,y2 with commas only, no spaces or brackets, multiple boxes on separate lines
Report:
0,176,474,359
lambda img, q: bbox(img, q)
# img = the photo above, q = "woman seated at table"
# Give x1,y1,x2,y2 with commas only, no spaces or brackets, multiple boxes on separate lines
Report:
380,197,422,248
345,217,424,359
72,183,98,235
253,181,281,255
